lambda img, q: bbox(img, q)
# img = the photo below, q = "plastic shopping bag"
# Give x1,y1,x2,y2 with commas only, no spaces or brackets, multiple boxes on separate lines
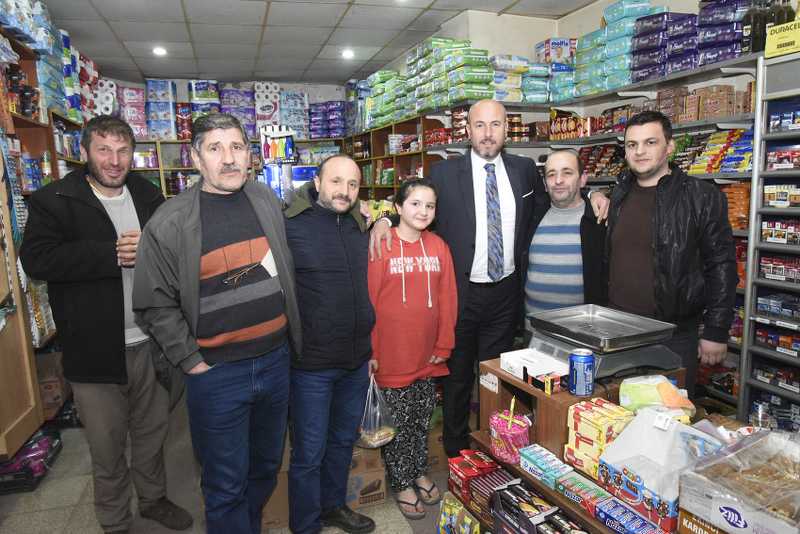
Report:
356,375,397,448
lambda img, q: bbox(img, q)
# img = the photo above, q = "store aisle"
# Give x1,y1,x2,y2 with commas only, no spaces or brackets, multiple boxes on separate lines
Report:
0,396,447,534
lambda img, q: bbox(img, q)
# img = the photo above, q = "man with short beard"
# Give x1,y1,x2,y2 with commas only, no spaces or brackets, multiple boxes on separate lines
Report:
20,116,192,534
283,154,376,534
133,113,301,534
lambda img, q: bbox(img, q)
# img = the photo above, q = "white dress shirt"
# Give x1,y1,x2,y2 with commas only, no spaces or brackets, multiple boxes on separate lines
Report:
470,149,516,282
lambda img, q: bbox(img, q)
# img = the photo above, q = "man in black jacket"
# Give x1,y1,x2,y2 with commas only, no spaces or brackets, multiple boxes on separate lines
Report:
525,149,607,320
607,111,737,395
20,116,192,534
284,155,376,534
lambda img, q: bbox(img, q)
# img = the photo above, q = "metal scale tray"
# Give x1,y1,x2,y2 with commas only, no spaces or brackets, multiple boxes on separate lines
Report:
528,304,675,353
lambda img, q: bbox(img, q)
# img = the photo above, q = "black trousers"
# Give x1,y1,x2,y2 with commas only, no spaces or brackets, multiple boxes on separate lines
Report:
662,326,700,398
442,273,520,457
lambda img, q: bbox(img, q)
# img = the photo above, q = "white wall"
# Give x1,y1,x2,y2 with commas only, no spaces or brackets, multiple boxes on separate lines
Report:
556,0,700,38
466,11,556,58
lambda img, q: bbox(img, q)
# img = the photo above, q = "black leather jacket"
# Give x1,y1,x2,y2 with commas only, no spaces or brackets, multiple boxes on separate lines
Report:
604,165,738,343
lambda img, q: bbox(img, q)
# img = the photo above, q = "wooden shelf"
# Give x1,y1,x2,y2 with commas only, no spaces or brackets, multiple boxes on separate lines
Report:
56,155,83,165
390,149,424,157
162,167,196,171
131,167,160,172
296,137,345,143
700,386,738,405
11,112,48,129
471,430,608,534
49,109,83,129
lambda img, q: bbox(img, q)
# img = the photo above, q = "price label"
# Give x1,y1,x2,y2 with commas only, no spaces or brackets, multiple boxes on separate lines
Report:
653,413,672,431
779,382,800,394
480,372,499,394
756,317,771,325
776,321,798,331
776,346,799,358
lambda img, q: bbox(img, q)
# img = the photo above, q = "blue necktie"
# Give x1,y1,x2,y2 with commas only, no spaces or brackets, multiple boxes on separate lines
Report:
485,163,504,282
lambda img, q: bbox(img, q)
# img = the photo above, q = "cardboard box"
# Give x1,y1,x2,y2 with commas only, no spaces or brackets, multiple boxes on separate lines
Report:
350,446,383,474
677,509,727,534
427,423,449,472
346,467,386,510
36,352,70,420
261,472,289,529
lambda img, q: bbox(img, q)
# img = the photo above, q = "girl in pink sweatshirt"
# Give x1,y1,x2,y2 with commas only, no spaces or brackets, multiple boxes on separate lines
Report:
368,178,457,520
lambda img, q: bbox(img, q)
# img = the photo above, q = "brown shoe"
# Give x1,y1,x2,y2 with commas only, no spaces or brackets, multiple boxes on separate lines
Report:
140,497,193,531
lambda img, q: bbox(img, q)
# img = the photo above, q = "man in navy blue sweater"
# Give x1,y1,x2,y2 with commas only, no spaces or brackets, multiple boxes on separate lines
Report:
284,155,376,534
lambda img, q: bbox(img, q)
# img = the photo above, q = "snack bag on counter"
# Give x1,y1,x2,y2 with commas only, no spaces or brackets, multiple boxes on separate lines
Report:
619,374,695,418
356,374,397,448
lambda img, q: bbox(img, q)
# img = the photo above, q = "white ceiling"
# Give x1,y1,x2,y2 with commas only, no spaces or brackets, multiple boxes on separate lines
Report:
46,0,597,84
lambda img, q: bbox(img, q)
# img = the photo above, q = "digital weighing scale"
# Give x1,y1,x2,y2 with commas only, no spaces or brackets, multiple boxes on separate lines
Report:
527,304,682,379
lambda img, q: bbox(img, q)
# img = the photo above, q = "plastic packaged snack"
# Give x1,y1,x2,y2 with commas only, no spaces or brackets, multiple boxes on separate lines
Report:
606,36,634,58
443,48,490,71
635,12,697,37
492,71,522,89
575,63,607,83
604,0,652,24
493,88,523,103
523,91,549,104
605,16,639,41
698,42,742,66
666,34,698,57
578,27,607,51
356,375,397,448
632,31,668,52
697,23,744,48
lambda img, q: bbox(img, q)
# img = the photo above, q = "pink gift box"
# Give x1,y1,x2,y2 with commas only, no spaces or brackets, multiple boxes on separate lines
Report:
489,410,530,464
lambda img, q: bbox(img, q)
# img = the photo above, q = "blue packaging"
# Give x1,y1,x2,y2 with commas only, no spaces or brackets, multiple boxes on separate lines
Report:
569,348,595,396
635,12,697,37
666,34,698,57
606,16,639,41
604,0,651,24
146,79,177,103
606,36,634,58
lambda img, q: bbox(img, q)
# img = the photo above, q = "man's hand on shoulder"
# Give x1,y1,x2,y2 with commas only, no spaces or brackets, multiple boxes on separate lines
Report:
368,218,392,261
589,190,610,224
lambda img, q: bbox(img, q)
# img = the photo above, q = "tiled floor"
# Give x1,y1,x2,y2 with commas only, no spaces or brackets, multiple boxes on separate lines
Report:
0,398,446,534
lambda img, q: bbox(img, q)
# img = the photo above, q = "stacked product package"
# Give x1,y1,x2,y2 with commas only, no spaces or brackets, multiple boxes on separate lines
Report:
188,80,220,121
533,38,576,103
632,12,698,83
696,0,749,66
344,79,370,135
145,79,177,140
444,47,493,105
365,69,400,130
575,29,609,97
78,53,99,122
254,81,281,134
489,55,526,104
688,128,748,175
308,101,346,139
279,90,309,140
564,398,634,481
59,30,82,123
35,51,66,116
117,85,147,140
30,1,62,55
90,78,117,121
220,82,256,140
0,0,37,45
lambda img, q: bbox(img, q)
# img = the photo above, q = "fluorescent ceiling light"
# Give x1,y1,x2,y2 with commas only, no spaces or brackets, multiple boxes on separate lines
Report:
153,46,167,56
342,48,355,59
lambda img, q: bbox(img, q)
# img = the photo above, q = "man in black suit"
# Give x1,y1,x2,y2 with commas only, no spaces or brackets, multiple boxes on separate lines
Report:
371,99,608,456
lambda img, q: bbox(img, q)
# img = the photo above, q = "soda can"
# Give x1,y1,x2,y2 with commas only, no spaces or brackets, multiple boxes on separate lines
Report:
569,348,595,396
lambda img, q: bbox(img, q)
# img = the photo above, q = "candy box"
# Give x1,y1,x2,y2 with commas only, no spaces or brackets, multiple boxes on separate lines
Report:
596,497,669,534
489,410,530,463
492,481,559,534
564,444,600,479
555,471,612,517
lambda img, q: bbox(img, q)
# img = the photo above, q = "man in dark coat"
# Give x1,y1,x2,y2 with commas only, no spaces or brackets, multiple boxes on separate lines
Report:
20,116,192,534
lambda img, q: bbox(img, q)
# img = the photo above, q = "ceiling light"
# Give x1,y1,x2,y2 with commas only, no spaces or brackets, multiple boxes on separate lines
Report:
342,48,355,59
152,46,167,57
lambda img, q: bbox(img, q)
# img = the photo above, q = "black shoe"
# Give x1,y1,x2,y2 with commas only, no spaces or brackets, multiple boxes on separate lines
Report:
320,505,375,533
140,497,194,531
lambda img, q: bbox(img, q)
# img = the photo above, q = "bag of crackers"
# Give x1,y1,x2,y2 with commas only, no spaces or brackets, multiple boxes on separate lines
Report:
356,375,397,448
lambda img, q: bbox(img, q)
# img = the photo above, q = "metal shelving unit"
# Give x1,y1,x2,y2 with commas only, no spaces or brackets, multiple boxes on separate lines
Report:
739,52,800,420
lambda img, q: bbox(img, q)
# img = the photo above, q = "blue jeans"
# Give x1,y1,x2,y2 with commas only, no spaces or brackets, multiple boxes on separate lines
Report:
185,343,290,534
288,360,370,534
